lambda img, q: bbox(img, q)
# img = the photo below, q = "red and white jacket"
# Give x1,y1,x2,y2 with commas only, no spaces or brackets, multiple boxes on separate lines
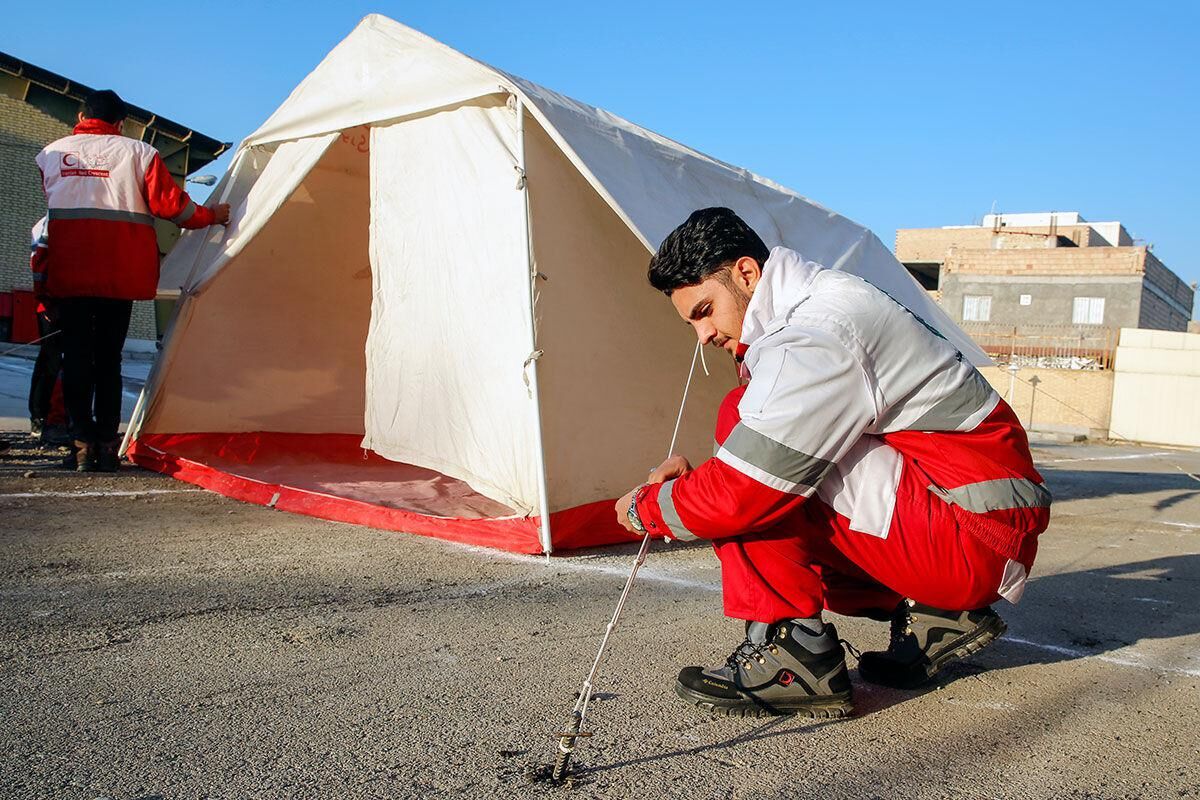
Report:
36,118,216,300
635,247,1051,561
30,215,49,294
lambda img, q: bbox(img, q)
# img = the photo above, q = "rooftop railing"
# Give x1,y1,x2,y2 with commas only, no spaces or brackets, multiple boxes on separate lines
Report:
960,323,1118,370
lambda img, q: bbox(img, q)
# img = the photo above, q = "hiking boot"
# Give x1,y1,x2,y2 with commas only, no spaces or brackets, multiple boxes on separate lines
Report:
857,600,1007,689
64,440,97,472
674,619,853,719
96,440,121,473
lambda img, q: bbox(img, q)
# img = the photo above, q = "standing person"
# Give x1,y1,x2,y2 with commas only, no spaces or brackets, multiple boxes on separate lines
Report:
27,217,69,447
36,90,229,472
615,208,1050,718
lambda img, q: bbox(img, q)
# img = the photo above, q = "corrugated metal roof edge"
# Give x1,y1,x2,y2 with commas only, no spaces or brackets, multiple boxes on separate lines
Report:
0,50,231,167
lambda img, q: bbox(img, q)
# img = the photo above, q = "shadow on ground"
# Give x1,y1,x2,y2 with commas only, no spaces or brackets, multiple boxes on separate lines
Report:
1040,466,1199,506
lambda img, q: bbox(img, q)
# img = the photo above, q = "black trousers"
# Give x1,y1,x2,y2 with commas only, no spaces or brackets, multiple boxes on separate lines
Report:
28,307,63,424
58,298,133,443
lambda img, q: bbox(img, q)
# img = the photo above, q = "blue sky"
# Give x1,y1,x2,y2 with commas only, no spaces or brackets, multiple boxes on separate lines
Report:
7,1,1197,314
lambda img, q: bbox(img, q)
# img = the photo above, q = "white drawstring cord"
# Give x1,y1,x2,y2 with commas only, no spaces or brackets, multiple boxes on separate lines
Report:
666,340,703,458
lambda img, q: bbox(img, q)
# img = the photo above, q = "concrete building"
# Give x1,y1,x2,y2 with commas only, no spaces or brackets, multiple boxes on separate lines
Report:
0,52,229,342
896,212,1194,334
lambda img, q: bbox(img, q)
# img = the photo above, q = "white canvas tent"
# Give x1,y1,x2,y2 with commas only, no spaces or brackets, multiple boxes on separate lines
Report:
127,14,989,554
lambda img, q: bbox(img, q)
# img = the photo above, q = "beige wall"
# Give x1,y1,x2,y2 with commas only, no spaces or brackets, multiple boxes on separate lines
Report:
979,365,1113,436
1110,329,1200,448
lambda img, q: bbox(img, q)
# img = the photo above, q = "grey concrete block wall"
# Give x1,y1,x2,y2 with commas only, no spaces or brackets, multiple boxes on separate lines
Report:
0,93,156,340
1139,286,1191,331
941,273,1144,329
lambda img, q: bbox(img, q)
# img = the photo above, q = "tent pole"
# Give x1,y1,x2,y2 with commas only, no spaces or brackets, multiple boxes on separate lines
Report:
513,94,555,557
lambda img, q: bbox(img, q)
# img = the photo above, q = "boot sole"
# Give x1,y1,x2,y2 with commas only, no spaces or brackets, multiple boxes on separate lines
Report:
673,681,853,719
860,614,1008,690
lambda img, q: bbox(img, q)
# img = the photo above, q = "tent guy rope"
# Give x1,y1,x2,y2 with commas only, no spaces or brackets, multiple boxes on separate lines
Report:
550,340,705,784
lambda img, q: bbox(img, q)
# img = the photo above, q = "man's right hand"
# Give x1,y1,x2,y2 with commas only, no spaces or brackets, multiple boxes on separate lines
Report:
647,454,692,484
210,203,231,226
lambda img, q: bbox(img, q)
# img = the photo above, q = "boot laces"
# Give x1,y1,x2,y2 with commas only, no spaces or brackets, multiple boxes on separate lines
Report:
725,636,770,671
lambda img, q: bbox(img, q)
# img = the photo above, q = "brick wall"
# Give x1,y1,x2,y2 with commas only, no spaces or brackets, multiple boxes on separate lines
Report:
979,365,1113,436
0,93,156,340
941,246,1147,276
0,92,69,295
896,224,1101,262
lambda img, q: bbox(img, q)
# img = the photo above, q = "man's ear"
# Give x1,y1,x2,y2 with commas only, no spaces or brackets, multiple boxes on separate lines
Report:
77,111,85,124
732,255,762,294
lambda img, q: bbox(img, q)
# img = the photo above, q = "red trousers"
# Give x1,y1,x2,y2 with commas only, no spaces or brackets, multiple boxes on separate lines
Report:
711,389,1038,623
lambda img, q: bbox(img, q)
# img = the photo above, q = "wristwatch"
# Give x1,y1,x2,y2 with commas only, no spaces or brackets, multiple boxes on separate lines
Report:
627,485,647,533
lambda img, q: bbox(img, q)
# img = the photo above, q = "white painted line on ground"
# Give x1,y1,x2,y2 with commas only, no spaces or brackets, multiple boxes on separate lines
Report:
1039,451,1172,465
453,541,1200,679
0,488,203,499
1162,521,1200,531
451,541,721,592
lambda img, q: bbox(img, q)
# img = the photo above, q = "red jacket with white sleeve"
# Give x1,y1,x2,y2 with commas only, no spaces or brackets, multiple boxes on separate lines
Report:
36,118,216,300
634,247,1051,561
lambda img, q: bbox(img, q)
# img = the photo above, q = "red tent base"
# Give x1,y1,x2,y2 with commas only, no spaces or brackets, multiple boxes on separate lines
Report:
128,432,634,554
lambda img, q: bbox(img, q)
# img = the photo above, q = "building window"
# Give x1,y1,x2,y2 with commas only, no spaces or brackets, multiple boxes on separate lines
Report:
1072,296,1105,325
962,295,992,322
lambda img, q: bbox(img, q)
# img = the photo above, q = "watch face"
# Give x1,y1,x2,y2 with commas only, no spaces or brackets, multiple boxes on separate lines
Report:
628,496,646,532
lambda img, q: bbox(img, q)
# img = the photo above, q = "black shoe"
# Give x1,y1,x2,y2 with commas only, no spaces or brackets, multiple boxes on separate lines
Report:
30,418,44,438
39,425,71,448
675,620,853,719
857,600,1007,689
64,440,97,472
96,440,121,473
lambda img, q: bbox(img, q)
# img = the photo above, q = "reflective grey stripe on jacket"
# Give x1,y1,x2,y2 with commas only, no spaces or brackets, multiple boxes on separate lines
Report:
929,477,1052,514
717,423,834,495
658,479,699,541
48,207,154,226
908,370,996,431
171,201,197,225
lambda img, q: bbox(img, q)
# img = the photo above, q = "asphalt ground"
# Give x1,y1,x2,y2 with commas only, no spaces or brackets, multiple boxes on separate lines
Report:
1,432,1197,800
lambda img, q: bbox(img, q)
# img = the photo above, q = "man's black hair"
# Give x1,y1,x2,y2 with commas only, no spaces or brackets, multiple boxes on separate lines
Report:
82,90,127,124
647,207,770,295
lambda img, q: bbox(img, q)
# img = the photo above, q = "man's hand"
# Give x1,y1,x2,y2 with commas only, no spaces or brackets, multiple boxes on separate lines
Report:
37,301,58,327
613,455,694,535
210,203,231,226
647,454,692,483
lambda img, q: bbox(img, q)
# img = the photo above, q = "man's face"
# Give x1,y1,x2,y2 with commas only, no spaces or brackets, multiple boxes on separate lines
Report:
669,256,760,357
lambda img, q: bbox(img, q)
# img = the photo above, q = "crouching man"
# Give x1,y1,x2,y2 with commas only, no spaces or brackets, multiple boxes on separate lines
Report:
615,208,1050,718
